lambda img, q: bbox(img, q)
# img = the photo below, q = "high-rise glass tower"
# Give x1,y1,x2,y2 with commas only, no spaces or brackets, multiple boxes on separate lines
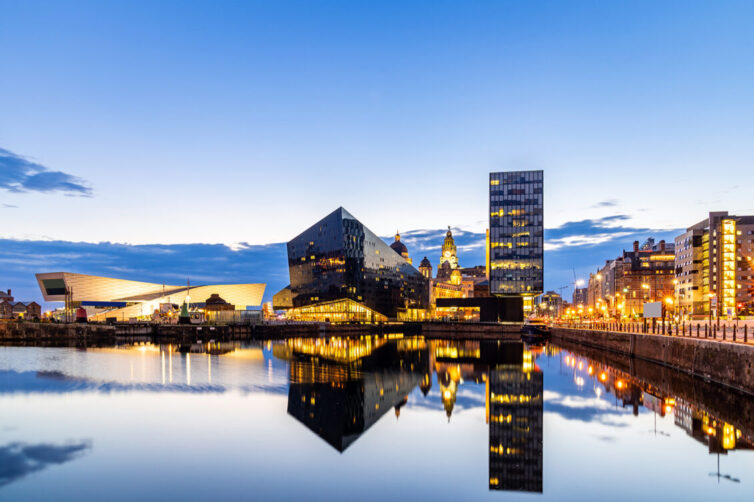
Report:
488,171,544,312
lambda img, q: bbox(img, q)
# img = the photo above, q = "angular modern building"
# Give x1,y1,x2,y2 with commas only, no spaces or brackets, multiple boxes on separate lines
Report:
285,207,428,321
489,171,544,314
36,272,265,321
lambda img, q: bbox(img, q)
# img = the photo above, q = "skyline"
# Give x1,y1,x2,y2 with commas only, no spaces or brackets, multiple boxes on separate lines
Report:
2,1,754,247
1,219,680,310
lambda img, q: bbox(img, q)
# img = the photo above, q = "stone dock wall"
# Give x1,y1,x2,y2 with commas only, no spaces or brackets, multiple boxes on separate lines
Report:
553,336,754,440
0,321,522,346
551,327,754,395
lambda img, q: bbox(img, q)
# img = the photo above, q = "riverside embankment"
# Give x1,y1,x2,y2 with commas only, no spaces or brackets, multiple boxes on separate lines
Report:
0,320,522,346
551,326,754,395
554,336,754,440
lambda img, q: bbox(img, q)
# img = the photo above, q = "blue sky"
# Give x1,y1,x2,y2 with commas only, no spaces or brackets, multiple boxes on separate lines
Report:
1,1,752,306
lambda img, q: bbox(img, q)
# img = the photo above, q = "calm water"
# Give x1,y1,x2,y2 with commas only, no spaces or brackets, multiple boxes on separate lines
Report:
1,337,753,501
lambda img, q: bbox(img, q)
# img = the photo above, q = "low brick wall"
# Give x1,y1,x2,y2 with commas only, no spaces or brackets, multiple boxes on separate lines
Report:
551,327,754,395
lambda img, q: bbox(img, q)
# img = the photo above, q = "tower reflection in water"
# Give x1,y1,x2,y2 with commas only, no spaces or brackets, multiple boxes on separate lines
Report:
272,336,543,493
487,347,543,492
433,339,543,493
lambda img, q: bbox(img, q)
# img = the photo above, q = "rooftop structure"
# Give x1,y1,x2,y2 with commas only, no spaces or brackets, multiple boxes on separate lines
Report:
389,231,412,264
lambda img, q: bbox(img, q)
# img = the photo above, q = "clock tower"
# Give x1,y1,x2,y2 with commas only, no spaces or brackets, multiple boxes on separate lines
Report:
439,227,459,271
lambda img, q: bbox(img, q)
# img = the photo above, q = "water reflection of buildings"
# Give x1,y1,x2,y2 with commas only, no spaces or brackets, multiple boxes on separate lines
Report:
560,350,754,456
674,398,754,454
275,336,428,452
488,350,543,492
273,336,546,495
432,340,544,493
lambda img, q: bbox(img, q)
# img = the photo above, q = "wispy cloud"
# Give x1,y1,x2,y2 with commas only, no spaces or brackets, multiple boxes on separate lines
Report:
545,215,646,251
591,199,619,208
0,148,92,196
2,203,18,209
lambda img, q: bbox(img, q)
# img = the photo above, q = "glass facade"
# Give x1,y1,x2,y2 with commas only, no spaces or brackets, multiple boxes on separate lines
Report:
489,171,544,296
287,207,429,319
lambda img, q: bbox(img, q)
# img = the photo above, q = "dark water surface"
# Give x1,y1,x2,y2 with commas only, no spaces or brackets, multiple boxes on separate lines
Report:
1,337,753,501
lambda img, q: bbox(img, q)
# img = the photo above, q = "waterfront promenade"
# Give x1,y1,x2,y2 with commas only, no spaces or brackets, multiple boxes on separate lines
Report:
555,319,754,345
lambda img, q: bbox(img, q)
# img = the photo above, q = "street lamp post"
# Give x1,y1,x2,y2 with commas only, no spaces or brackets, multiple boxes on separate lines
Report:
663,297,674,335
672,278,679,321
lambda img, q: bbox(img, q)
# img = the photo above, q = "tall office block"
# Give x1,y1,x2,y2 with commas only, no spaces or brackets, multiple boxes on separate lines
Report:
488,171,544,313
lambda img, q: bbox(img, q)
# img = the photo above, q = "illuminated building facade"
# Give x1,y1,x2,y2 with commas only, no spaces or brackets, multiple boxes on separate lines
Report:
572,287,587,306
284,298,387,323
420,227,499,318
0,300,41,320
418,257,432,279
674,212,754,319
438,227,459,273
535,291,563,317
587,239,676,318
488,352,543,492
489,171,544,314
35,272,265,321
286,207,428,320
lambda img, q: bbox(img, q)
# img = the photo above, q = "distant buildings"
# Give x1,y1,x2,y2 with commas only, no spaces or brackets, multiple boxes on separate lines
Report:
0,288,42,320
535,291,564,317
489,170,544,315
419,227,518,322
586,239,675,318
35,272,265,322
581,209,754,320
572,287,587,306
675,211,754,319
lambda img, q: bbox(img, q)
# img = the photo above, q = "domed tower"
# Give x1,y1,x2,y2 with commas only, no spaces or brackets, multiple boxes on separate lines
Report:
390,231,412,264
439,226,459,271
418,256,432,279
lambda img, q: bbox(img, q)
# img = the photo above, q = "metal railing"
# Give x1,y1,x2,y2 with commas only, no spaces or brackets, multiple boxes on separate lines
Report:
551,319,753,344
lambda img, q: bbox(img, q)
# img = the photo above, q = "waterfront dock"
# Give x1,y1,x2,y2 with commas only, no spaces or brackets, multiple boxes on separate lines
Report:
0,320,523,346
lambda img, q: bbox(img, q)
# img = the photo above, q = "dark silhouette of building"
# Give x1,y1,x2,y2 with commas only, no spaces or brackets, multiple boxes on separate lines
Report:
204,294,234,311
282,339,427,451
